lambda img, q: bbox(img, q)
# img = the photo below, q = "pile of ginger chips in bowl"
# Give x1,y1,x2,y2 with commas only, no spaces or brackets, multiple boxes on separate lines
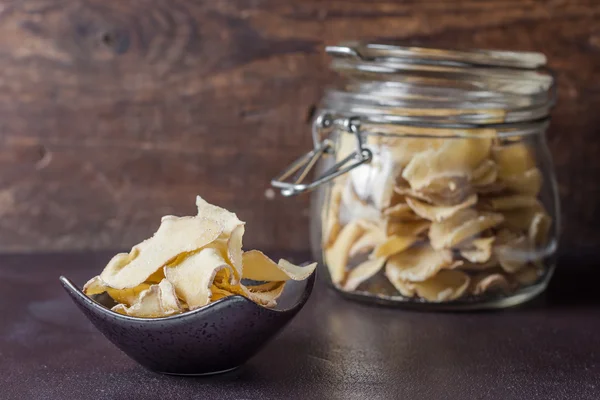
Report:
83,196,317,317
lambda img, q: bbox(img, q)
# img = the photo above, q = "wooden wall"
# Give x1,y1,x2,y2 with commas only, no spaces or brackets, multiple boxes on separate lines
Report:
0,0,598,254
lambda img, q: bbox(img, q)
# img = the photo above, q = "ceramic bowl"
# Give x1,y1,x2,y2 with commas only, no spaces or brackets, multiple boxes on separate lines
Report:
59,272,315,376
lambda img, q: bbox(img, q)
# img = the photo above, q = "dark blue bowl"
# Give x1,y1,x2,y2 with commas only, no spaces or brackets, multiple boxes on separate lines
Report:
59,272,315,376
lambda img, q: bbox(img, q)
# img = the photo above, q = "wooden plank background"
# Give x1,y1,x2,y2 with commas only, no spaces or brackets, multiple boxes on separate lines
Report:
0,0,598,254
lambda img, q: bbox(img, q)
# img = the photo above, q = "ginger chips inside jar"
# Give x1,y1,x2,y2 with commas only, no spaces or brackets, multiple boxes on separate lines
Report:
272,42,558,309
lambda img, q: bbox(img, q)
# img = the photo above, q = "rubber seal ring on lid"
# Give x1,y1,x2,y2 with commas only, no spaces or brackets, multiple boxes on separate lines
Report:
271,114,372,197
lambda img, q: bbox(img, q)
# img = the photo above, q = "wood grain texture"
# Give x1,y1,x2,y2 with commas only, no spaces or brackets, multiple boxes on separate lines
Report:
0,0,598,253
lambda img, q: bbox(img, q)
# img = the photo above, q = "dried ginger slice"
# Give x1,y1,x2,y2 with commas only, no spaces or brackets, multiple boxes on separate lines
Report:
202,225,245,285
372,235,418,259
241,250,317,282
244,281,282,292
492,142,536,179
383,202,419,221
84,276,151,306
395,181,472,207
486,195,540,211
470,272,511,295
406,194,477,222
413,270,470,301
394,184,437,204
112,278,183,318
210,250,296,308
471,160,498,187
215,278,287,308
323,183,343,248
458,257,499,271
501,202,545,232
385,273,416,298
402,138,492,191
512,265,541,286
164,247,235,309
475,182,506,195
146,268,166,284
157,279,183,315
419,176,472,202
429,209,504,250
494,231,530,274
356,218,384,231
387,269,470,302
343,258,387,292
349,228,386,257
385,244,457,282
111,286,161,317
225,225,244,281
196,195,243,235
529,212,552,247
325,221,364,285
460,237,495,263
386,219,431,237
502,168,543,195
100,216,223,289
209,286,234,302
387,189,407,207
196,196,245,280
242,283,286,307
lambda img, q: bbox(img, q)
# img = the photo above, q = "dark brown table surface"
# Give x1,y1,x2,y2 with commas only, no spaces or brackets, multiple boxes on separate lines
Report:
1,251,599,400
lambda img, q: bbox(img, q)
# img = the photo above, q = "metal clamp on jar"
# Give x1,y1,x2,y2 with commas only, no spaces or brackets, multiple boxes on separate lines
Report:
272,42,559,310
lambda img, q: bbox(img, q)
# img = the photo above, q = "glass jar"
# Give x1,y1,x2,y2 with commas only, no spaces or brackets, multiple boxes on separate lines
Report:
273,42,559,310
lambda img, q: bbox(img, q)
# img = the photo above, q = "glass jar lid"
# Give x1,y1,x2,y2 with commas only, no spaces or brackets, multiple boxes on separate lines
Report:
323,42,556,125
326,42,548,69
271,43,557,196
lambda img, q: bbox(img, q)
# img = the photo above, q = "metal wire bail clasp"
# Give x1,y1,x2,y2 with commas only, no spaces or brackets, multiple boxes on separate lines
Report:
271,114,372,197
